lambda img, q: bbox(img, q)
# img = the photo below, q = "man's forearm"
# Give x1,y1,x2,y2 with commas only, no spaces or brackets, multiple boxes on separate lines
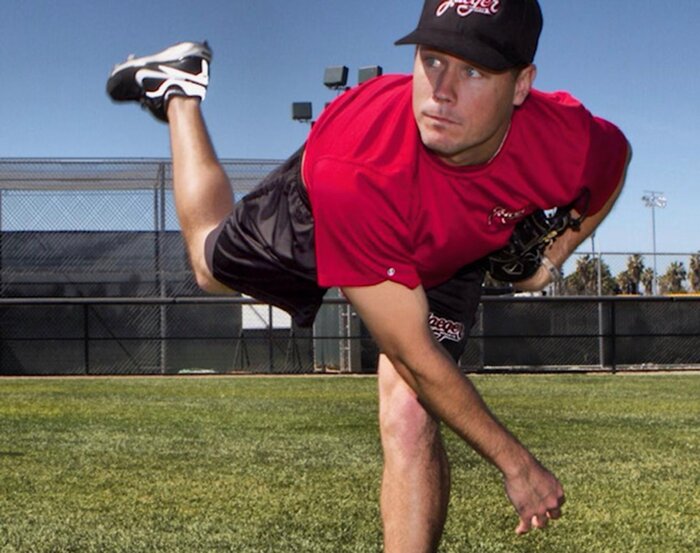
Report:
516,145,631,292
386,343,566,535
343,281,565,532
388,343,533,476
343,281,532,473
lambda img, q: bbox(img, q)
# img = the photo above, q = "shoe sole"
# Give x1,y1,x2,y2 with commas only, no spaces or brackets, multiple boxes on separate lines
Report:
109,41,212,78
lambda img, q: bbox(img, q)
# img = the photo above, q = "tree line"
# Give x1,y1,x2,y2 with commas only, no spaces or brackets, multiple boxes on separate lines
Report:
561,253,700,295
484,253,700,295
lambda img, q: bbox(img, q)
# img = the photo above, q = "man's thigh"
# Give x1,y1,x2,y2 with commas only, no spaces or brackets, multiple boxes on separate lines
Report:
205,147,328,327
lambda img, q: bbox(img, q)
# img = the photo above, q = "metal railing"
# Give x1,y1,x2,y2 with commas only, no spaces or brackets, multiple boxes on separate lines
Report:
2,295,700,376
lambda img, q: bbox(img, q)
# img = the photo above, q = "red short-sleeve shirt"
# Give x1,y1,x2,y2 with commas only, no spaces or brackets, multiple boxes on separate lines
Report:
302,75,628,289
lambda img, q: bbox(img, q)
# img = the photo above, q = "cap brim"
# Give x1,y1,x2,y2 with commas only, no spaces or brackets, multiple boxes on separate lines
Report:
394,30,420,46
395,29,514,72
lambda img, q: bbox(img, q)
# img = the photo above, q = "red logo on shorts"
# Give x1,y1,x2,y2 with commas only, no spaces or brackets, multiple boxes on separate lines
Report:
429,313,465,343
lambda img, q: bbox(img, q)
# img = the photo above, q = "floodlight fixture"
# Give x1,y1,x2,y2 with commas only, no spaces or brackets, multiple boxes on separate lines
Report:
641,191,667,209
358,65,383,84
291,102,313,122
323,66,349,90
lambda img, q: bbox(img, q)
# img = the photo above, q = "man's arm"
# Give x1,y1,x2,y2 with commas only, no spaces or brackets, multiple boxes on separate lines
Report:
516,142,632,291
342,281,565,534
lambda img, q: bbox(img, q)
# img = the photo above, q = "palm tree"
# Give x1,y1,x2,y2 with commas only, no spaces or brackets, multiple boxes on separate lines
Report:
564,255,616,295
625,254,645,294
641,267,655,295
689,253,700,293
616,270,636,294
658,261,687,294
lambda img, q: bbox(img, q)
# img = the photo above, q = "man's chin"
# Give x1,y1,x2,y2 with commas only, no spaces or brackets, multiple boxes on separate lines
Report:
423,139,470,165
421,135,458,156
421,134,495,166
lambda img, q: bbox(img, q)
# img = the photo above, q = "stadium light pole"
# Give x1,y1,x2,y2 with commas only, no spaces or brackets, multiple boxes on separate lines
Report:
641,190,667,295
291,65,383,126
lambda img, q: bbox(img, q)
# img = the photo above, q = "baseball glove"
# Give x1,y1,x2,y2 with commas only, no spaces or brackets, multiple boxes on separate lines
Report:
485,192,590,283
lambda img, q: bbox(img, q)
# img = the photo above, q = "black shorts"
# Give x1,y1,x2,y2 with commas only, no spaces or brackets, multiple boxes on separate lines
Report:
207,148,485,360
426,262,485,362
206,147,328,327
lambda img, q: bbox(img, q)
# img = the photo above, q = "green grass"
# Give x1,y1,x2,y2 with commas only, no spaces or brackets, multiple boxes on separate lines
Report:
0,374,698,552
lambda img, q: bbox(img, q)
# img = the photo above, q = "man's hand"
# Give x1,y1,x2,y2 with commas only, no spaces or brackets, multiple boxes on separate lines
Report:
503,457,565,535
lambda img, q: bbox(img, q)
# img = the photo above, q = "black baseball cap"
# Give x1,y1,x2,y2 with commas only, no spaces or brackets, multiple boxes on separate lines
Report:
395,0,543,71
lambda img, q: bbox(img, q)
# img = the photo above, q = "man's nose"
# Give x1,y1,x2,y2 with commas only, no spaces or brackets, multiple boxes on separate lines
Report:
432,70,457,103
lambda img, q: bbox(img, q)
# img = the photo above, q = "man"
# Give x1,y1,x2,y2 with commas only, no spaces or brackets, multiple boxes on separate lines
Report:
107,1,630,551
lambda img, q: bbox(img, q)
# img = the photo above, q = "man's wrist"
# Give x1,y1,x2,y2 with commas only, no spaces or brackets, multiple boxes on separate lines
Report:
541,256,561,283
498,445,538,480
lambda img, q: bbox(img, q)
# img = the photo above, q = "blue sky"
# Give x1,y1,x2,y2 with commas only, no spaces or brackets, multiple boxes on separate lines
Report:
0,0,698,256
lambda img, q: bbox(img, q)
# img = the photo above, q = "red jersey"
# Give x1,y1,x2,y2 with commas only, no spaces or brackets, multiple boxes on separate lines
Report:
302,75,628,290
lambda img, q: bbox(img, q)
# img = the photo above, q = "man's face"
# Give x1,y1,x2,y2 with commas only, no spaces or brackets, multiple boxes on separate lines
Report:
412,46,534,166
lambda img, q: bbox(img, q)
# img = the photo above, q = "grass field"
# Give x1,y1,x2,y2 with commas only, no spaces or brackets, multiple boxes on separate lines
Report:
0,374,698,552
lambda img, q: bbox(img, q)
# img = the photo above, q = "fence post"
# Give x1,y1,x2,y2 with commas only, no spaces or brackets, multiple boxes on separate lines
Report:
598,299,605,369
268,304,274,373
156,163,168,375
339,304,350,373
610,300,617,374
233,328,251,370
83,303,90,375
597,298,616,372
0,190,4,297
286,328,303,372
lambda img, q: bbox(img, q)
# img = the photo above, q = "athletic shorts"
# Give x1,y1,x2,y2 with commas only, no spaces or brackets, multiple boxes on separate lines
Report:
426,262,484,361
206,148,485,361
205,147,327,328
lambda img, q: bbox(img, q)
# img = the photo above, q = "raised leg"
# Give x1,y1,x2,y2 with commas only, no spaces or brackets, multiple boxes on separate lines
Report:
166,97,233,293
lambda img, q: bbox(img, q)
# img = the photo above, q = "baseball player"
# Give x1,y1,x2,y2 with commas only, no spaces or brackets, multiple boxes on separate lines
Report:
107,1,630,551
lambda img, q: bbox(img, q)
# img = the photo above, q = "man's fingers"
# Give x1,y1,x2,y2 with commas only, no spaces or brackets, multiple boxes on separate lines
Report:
532,514,548,529
515,518,531,535
547,507,562,520
546,492,565,520
516,508,563,535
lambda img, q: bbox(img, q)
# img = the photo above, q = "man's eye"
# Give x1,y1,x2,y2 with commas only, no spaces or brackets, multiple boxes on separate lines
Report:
424,57,442,69
465,67,483,78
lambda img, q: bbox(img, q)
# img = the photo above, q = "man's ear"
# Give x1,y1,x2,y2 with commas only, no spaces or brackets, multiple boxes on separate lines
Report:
513,64,537,106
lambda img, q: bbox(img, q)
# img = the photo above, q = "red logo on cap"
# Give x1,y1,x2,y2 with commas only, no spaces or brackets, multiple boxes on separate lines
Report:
436,0,500,17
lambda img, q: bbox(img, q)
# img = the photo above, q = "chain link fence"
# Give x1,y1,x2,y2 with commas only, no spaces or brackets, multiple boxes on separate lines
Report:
3,295,700,375
2,159,699,375
0,158,282,297
0,159,349,375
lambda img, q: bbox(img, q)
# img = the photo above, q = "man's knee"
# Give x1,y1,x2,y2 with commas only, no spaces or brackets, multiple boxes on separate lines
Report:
190,223,232,294
193,265,227,293
380,384,440,460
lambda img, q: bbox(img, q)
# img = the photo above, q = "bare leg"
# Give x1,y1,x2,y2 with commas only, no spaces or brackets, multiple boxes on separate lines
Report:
166,96,233,292
378,354,450,553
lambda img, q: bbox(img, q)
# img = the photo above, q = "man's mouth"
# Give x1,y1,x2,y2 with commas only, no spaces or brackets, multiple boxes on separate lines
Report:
424,112,459,126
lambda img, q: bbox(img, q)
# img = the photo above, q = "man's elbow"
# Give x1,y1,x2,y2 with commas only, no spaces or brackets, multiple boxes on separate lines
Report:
380,335,445,384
